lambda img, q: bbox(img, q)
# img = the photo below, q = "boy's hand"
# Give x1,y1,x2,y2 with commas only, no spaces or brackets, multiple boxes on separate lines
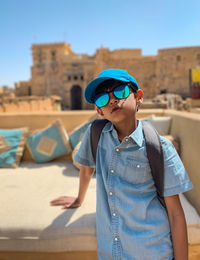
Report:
50,165,94,210
50,196,81,209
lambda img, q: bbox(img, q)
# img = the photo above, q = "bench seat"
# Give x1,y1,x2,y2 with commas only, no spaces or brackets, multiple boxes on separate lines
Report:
0,161,199,255
0,162,97,252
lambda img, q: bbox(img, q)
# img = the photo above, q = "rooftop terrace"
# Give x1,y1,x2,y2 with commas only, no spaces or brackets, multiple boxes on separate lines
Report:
0,109,200,260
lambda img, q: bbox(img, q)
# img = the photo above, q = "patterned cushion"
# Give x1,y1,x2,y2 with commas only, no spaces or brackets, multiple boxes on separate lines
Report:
72,141,82,170
0,128,28,168
69,121,91,150
27,120,71,163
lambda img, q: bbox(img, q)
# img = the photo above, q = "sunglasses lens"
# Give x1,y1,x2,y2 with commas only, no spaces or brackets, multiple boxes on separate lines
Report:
95,93,109,107
114,85,130,99
94,85,130,107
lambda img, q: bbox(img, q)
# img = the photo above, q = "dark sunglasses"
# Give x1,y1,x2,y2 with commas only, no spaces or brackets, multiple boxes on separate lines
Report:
94,84,134,108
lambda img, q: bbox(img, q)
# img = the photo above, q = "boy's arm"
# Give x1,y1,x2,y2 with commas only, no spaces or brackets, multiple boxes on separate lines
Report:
50,165,94,209
165,194,188,260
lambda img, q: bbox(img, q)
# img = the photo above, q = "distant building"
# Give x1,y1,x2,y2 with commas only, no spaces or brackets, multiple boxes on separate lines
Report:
15,42,200,109
0,95,61,113
0,85,15,99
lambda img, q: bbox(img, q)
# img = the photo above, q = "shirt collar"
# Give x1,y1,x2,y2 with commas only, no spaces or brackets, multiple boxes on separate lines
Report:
102,121,114,132
102,120,144,147
129,120,144,147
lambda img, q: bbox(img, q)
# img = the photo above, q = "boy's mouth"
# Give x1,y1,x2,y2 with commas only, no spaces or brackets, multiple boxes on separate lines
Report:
111,106,121,113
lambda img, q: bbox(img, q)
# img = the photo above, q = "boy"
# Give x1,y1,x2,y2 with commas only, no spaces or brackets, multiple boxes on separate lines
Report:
51,69,193,260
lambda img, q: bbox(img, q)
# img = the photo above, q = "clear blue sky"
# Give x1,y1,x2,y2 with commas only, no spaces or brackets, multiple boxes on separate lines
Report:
0,0,200,88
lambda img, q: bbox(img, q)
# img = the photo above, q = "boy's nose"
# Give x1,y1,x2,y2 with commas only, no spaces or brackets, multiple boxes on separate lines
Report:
109,92,118,106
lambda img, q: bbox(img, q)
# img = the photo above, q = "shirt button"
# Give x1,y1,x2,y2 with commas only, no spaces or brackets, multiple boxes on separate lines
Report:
109,192,113,196
110,169,114,173
125,138,129,142
114,237,118,241
115,148,119,152
137,164,140,168
113,212,116,216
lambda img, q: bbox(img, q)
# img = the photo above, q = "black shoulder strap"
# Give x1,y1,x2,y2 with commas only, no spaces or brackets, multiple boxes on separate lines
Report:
142,120,166,208
90,119,109,162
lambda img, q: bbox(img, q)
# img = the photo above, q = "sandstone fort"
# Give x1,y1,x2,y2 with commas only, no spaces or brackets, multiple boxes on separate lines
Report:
15,42,200,110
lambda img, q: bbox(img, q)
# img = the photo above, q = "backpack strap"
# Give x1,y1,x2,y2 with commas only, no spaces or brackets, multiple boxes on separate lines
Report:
141,120,166,209
90,119,109,163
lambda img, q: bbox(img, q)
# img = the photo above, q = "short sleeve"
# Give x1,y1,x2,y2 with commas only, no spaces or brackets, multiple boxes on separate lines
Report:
160,136,193,197
74,125,95,168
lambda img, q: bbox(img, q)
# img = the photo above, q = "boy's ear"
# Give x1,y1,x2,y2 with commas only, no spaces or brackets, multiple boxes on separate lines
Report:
96,107,104,116
136,89,144,105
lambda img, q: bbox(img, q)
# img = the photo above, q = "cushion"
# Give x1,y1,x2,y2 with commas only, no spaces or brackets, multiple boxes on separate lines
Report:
148,115,172,135
26,120,71,163
69,121,91,150
72,141,82,169
0,128,28,168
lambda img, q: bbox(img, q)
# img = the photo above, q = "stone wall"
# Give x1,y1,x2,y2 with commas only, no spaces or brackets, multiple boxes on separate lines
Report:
166,110,200,214
24,43,95,110
95,48,157,98
15,81,32,96
15,43,200,109
0,96,61,113
157,46,200,98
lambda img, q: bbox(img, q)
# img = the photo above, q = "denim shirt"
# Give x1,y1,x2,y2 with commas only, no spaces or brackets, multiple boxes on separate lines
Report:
74,120,193,260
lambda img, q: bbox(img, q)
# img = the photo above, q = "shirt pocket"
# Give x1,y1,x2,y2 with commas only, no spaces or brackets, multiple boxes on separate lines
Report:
124,157,152,184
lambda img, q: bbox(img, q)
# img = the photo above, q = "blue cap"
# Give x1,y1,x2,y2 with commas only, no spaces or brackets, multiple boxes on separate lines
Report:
84,68,139,104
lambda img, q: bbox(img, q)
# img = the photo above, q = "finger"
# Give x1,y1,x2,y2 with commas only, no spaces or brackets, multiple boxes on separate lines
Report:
50,200,57,204
62,202,80,209
51,197,73,204
50,199,62,204
52,197,69,203
61,203,75,209
51,200,66,206
50,198,62,203
61,205,70,209
51,196,69,202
